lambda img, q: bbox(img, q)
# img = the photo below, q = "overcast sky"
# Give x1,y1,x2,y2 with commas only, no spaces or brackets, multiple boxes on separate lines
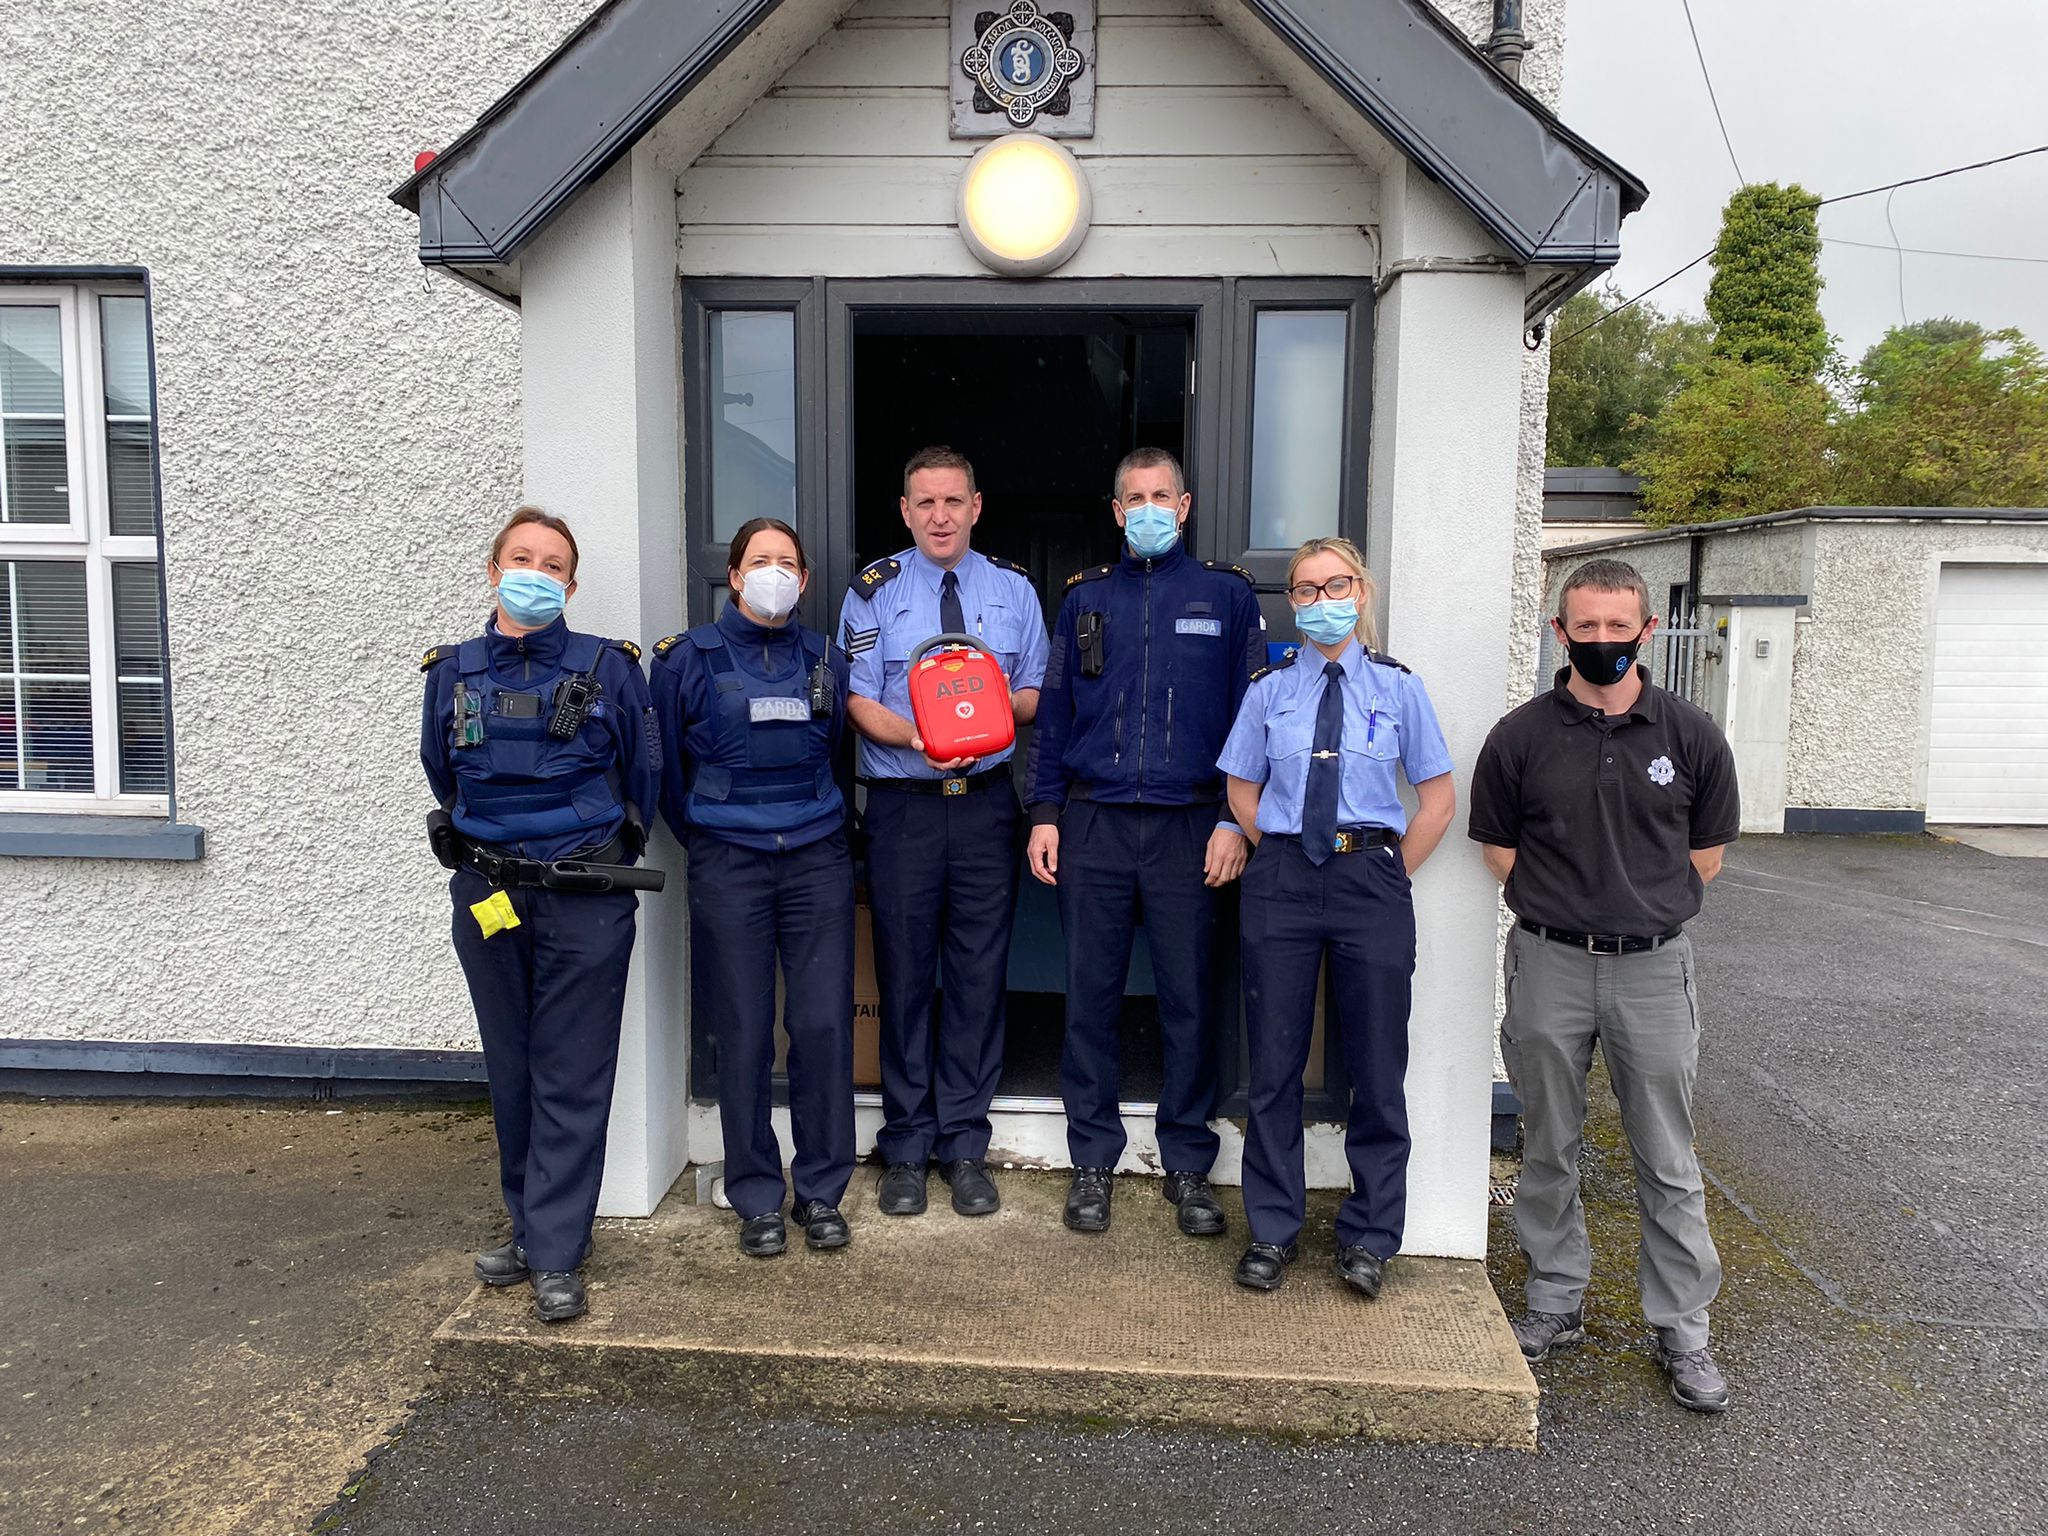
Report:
1557,0,2048,362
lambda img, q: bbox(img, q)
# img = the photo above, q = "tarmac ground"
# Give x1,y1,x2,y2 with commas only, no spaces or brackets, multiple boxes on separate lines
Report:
3,833,2044,1534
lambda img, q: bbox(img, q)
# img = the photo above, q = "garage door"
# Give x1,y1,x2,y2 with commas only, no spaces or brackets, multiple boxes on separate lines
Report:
1927,563,2048,824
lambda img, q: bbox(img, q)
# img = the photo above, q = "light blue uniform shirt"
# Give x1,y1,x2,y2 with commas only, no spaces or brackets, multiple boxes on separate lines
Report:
1216,639,1454,837
837,545,1051,780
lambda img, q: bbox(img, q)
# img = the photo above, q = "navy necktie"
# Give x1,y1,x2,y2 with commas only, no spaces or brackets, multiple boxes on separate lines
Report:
1302,660,1345,866
940,569,965,637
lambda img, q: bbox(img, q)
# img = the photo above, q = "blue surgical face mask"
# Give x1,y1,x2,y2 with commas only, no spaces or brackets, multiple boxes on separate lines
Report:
495,567,567,627
1294,599,1358,647
1122,503,1181,558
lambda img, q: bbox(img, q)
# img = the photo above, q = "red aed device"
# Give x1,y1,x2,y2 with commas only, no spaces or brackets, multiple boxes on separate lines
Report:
908,633,1015,760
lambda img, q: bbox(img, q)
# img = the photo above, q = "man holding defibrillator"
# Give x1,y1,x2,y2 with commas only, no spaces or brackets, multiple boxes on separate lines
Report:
837,446,1048,1221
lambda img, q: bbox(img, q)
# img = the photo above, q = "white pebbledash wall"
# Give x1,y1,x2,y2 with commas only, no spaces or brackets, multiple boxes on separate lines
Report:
0,1,588,1053
7,0,1570,1258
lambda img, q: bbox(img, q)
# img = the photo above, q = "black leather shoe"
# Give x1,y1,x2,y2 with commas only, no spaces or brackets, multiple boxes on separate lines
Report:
941,1158,1000,1216
877,1162,928,1216
473,1240,530,1287
533,1270,586,1322
739,1210,788,1257
1063,1167,1114,1233
1234,1241,1299,1291
1162,1172,1226,1237
1335,1246,1388,1299
792,1200,851,1250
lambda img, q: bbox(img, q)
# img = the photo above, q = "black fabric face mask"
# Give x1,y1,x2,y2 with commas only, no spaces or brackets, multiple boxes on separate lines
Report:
1563,625,1647,687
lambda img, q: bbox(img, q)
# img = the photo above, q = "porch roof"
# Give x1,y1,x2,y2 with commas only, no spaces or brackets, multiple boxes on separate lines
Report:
390,0,1647,306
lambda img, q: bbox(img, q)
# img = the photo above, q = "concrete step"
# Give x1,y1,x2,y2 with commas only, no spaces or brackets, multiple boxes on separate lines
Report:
433,1168,1536,1447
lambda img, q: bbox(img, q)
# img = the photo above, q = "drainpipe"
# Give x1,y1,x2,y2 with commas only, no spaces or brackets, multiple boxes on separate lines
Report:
1486,0,1527,82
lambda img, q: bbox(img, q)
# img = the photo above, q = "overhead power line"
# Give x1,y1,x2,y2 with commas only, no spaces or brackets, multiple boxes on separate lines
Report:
1552,142,2048,347
1681,0,1744,185
1822,237,2048,265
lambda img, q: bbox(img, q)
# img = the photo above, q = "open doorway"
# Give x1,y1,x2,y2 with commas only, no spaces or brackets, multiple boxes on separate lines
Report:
851,308,1194,1103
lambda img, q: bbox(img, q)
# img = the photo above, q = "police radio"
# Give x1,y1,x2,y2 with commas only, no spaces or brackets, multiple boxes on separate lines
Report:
547,672,600,740
907,633,1014,760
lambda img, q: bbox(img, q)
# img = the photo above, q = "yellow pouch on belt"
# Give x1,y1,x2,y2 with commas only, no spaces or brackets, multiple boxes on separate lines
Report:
470,889,521,938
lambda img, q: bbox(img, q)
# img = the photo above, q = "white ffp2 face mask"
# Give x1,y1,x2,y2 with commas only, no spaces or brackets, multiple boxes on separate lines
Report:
740,565,801,622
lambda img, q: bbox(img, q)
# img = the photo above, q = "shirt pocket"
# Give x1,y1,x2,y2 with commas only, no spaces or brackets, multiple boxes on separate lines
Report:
880,634,916,701
1266,704,1315,768
978,595,1027,678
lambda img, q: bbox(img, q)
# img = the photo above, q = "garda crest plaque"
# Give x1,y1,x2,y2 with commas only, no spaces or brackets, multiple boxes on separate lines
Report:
951,0,1096,139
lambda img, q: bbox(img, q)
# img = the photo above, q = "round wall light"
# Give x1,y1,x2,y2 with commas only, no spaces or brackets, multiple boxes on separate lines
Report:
957,133,1092,277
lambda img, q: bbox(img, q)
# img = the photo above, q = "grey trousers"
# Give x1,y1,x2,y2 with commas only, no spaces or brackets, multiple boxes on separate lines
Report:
1501,925,1721,1350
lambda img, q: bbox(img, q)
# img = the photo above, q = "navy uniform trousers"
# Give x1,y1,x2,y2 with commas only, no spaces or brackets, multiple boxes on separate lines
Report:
1239,836,1417,1256
685,829,856,1219
449,868,638,1274
864,782,1022,1165
1057,800,1222,1172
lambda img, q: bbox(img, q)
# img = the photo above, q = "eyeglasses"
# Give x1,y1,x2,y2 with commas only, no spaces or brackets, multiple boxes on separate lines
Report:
1286,574,1357,604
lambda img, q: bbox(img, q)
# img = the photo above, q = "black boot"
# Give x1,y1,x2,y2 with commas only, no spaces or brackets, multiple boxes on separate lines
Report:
1162,1172,1226,1237
473,1240,530,1287
1233,1241,1299,1291
1063,1167,1114,1233
941,1158,1000,1216
532,1270,586,1322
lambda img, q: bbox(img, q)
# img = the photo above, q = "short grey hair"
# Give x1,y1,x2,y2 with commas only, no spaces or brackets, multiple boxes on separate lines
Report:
1559,558,1652,623
1112,447,1185,503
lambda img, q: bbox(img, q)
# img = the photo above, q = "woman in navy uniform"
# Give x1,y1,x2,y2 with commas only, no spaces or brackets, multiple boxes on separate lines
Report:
421,506,659,1323
1216,536,1456,1297
651,517,857,1258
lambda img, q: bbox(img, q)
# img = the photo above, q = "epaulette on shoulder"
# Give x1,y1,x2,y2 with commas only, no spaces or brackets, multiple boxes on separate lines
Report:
651,632,686,660
1064,564,1113,590
1248,651,1299,685
419,644,458,673
607,637,642,663
856,557,902,592
1368,648,1411,674
1202,559,1256,585
986,554,1033,580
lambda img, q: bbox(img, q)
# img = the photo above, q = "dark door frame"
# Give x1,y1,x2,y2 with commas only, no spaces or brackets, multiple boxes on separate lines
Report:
678,274,1376,1121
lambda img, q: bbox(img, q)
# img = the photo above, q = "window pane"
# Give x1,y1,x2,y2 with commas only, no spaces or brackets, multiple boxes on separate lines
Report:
118,681,167,794
1249,311,1346,549
0,306,65,414
1,560,93,796
106,420,157,535
112,563,167,793
19,681,94,792
102,298,160,536
100,297,153,416
709,310,796,540
3,418,70,525
12,560,89,673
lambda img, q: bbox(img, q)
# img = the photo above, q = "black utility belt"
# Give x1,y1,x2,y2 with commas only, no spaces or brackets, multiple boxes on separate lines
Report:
1272,827,1398,854
1068,781,1222,805
1519,918,1682,955
861,769,1009,798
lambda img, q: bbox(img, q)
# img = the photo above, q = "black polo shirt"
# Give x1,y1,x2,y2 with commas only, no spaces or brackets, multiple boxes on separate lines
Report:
1468,667,1740,935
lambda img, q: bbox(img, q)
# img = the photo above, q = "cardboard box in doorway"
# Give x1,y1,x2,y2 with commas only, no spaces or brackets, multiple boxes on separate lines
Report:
854,890,882,1089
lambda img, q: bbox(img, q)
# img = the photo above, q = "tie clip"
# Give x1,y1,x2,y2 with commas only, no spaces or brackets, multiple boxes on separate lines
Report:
1310,750,1339,760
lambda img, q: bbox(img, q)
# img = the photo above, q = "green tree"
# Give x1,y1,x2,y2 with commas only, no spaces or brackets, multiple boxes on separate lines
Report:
1834,322,2048,507
1545,285,1713,466
1627,358,1833,526
1704,182,1829,382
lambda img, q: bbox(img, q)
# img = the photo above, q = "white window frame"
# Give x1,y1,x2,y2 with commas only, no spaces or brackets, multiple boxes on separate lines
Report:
0,281,168,815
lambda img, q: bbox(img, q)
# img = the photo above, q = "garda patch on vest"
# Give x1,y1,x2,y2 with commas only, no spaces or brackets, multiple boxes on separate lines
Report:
750,696,809,724
1176,618,1222,637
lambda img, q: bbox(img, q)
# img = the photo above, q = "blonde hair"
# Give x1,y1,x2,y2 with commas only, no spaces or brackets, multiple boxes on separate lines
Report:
1286,536,1380,649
